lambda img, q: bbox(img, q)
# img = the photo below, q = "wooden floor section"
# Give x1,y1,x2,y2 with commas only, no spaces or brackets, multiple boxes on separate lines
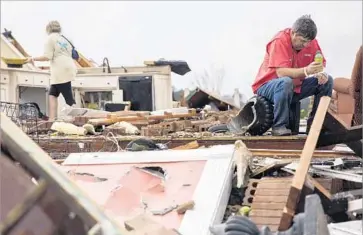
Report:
249,177,293,232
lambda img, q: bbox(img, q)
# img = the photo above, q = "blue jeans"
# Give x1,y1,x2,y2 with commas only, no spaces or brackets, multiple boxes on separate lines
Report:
256,76,333,128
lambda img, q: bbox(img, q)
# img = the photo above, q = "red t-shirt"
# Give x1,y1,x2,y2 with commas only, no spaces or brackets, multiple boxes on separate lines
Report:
252,28,326,94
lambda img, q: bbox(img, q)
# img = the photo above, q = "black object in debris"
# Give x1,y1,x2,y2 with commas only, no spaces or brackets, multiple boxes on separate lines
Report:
104,103,127,112
119,76,153,111
125,138,168,151
325,198,349,222
7,64,23,68
154,60,191,76
288,101,301,135
102,57,111,73
19,102,46,119
208,96,274,136
3,29,12,38
186,88,235,111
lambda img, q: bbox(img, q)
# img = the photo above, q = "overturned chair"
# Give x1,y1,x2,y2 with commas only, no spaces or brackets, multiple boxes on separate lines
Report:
329,45,362,127
316,45,362,157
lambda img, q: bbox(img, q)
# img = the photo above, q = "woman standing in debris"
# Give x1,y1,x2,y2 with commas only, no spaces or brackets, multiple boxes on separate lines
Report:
26,20,77,121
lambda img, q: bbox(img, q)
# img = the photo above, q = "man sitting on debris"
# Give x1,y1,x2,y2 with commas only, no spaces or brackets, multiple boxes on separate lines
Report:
251,15,333,136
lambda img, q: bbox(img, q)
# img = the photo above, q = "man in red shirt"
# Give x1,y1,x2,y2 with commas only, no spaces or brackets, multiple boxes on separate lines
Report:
252,15,333,136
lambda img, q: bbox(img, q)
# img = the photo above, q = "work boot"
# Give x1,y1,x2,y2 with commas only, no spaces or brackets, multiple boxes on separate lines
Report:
272,127,292,136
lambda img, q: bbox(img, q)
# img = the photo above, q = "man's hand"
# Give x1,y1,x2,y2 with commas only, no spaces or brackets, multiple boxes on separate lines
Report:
306,61,324,75
316,73,328,85
25,57,34,64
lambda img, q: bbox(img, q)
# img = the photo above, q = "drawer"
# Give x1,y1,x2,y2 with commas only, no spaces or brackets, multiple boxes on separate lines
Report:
33,76,49,86
73,78,118,89
0,74,9,84
17,74,34,85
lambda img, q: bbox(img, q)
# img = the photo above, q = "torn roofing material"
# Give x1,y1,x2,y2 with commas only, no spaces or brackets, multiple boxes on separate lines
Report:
63,162,206,230
61,146,235,234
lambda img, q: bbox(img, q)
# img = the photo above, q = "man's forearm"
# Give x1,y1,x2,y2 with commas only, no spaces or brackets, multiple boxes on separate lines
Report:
276,67,305,79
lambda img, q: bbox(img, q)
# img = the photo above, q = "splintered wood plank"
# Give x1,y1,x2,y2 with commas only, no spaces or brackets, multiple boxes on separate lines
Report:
308,175,332,199
250,160,293,178
251,202,286,210
280,96,331,231
172,141,199,150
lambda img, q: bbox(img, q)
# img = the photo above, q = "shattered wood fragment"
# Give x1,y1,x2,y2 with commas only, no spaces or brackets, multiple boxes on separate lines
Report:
198,121,220,132
176,200,195,214
89,112,199,126
26,121,54,134
233,140,253,188
124,214,162,231
124,214,180,235
141,127,165,137
130,120,159,129
189,120,211,132
146,120,193,133
73,116,90,126
250,159,293,178
280,96,331,231
106,111,150,119
173,120,193,132
103,128,126,136
150,205,177,216
217,115,231,123
172,141,199,150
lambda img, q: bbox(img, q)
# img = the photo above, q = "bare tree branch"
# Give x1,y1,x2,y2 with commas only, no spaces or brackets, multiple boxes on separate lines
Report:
193,63,226,94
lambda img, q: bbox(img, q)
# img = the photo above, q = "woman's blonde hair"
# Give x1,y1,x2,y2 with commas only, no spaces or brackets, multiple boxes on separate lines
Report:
46,20,62,34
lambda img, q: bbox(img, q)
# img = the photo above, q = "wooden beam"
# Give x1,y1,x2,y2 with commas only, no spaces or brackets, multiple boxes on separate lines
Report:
279,96,331,231
0,180,47,234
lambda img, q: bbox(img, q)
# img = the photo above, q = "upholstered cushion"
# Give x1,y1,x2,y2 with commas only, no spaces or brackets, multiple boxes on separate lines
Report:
333,77,353,95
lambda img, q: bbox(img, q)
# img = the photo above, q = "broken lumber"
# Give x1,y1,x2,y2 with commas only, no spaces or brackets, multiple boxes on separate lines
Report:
250,159,293,178
106,111,150,118
172,141,199,150
176,200,195,214
124,214,180,235
88,110,198,126
279,96,331,231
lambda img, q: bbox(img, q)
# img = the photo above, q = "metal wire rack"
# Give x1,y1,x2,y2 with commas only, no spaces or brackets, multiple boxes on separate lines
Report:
0,101,46,142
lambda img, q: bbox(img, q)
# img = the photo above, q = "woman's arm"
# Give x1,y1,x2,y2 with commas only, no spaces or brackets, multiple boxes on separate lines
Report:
32,56,50,62
26,36,54,63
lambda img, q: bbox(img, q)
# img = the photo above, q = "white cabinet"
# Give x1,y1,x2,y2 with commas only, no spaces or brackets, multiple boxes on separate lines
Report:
0,85,8,101
17,73,34,86
72,76,118,90
152,74,173,110
0,71,10,102
33,75,49,87
1,73,9,84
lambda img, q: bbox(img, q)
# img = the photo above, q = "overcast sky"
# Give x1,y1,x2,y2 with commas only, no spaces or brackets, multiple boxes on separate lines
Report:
1,1,362,97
